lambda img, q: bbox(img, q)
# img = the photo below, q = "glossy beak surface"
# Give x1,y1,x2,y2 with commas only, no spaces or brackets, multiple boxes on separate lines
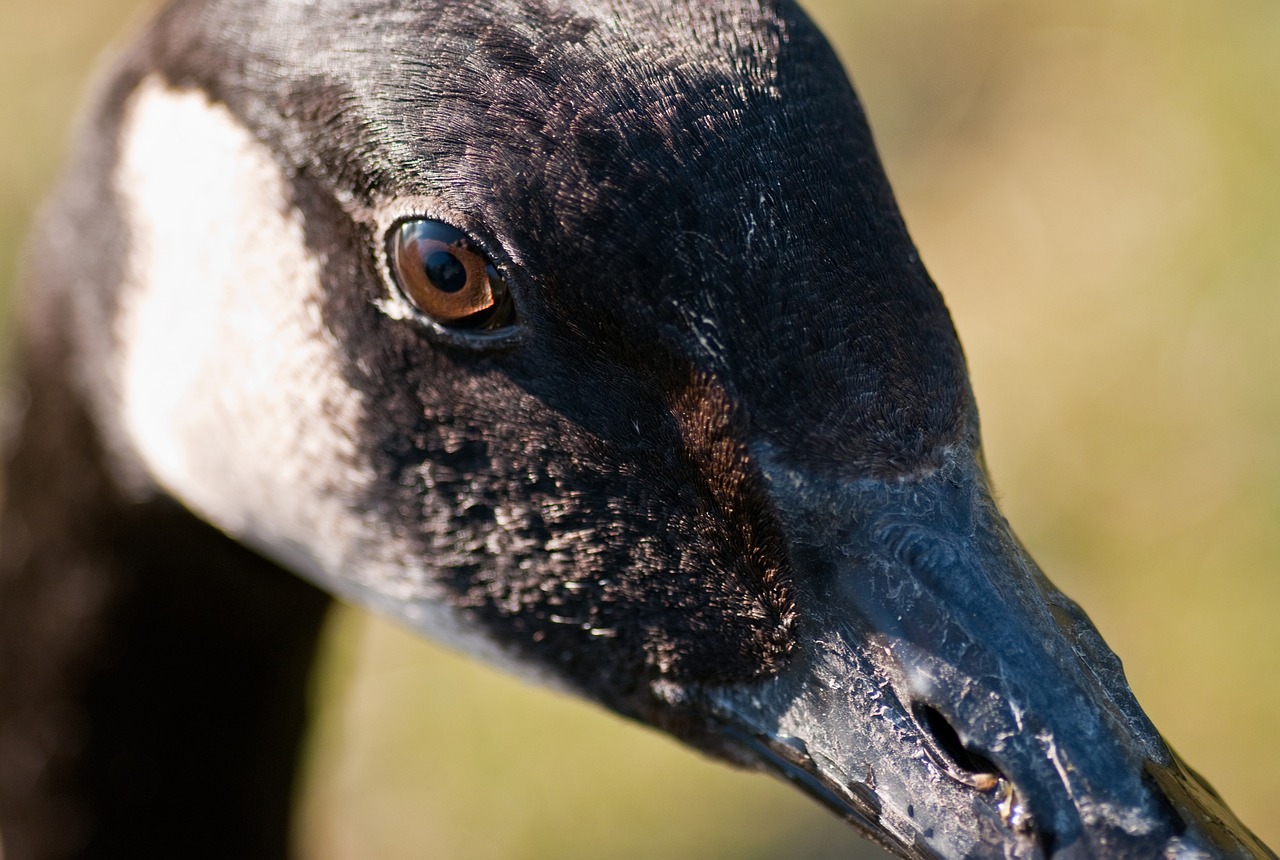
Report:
697,454,1273,859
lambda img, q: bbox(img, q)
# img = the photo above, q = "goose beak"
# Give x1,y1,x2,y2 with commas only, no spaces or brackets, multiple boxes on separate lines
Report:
695,455,1272,859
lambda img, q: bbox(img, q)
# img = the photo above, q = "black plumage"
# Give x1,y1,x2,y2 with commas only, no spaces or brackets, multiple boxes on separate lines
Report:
0,2,1273,859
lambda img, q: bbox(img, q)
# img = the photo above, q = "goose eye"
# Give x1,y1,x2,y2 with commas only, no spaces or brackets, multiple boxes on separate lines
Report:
389,220,514,331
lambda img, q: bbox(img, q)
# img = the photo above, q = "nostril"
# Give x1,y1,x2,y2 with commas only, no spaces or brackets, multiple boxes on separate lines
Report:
911,703,1040,837
913,702,1006,789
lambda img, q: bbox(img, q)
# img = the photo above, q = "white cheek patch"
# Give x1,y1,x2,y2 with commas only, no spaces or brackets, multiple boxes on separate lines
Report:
115,76,371,589
112,77,545,682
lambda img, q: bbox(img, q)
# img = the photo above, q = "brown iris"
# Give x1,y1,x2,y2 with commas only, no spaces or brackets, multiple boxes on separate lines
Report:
389,220,514,330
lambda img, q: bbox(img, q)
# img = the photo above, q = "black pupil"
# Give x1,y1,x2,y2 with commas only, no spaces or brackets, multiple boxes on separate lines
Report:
425,250,467,293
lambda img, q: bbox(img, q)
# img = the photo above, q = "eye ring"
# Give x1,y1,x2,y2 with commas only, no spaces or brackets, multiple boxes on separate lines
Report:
387,219,517,336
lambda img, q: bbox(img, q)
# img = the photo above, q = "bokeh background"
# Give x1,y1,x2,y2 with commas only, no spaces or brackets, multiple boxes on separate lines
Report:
2,2,1276,857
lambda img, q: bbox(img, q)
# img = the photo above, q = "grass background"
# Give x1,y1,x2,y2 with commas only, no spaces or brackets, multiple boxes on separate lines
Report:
2,2,1276,857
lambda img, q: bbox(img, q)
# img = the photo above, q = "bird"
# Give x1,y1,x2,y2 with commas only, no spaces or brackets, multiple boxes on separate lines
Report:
0,1,1274,859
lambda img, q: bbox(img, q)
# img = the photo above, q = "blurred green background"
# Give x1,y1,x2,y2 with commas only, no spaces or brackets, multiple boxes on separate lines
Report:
2,1,1276,857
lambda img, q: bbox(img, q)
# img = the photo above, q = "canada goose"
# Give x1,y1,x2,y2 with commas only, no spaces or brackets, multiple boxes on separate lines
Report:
0,1,1274,860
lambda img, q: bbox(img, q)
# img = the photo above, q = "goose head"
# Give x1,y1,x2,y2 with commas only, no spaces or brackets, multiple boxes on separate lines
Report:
25,0,1272,857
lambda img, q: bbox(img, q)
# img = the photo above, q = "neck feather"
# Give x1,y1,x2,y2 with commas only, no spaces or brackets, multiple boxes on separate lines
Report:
0,320,332,859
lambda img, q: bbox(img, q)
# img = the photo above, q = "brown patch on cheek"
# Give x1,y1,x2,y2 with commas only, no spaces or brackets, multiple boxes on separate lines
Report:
668,372,796,675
